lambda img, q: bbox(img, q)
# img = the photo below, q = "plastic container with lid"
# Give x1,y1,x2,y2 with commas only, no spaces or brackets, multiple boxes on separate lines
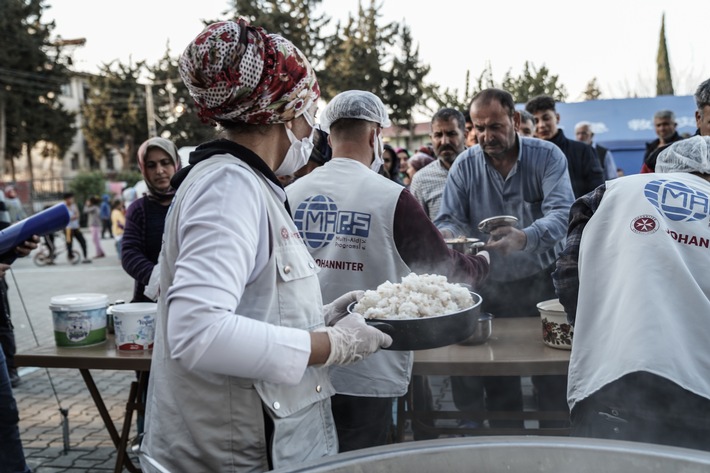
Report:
50,293,108,347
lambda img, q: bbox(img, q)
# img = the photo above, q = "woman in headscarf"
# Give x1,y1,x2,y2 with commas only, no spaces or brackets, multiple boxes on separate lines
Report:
396,147,411,184
382,143,404,186
406,151,436,181
121,137,181,302
138,20,390,473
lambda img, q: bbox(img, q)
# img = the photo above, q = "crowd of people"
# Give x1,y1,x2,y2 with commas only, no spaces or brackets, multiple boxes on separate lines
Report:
4,15,710,473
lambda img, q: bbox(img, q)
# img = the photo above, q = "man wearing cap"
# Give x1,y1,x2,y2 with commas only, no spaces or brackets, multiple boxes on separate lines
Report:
287,90,490,451
141,21,392,472
554,136,710,450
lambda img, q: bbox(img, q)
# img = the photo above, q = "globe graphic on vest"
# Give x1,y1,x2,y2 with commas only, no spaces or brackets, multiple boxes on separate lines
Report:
645,179,709,222
293,195,338,249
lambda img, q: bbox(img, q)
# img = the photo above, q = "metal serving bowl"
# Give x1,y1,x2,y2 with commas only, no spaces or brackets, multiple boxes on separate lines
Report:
444,237,485,254
457,312,493,346
347,292,483,351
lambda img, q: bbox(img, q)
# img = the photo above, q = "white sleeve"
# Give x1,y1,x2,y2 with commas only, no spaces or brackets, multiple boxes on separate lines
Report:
143,265,160,301
165,165,311,385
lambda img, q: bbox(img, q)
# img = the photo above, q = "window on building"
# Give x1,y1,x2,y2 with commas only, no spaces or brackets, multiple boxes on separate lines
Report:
60,83,73,98
71,153,79,170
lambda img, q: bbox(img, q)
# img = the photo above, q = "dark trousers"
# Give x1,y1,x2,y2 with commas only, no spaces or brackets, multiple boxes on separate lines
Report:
101,218,113,239
0,280,15,372
451,375,525,429
571,372,710,451
453,264,567,428
43,233,56,260
331,394,393,452
66,228,88,258
408,375,439,440
0,348,31,472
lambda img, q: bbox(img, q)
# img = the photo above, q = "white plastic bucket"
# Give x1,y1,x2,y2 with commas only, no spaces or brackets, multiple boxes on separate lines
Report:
112,303,157,351
50,293,108,347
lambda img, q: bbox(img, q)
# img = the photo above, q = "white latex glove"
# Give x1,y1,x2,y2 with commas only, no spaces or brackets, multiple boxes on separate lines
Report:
323,313,393,366
323,290,364,326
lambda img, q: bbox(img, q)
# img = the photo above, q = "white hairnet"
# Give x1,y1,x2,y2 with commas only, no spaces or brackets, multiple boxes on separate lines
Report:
656,136,710,174
319,90,391,133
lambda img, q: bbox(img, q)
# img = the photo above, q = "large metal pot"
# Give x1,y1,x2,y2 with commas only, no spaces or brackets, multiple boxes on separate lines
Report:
348,292,482,351
272,436,710,473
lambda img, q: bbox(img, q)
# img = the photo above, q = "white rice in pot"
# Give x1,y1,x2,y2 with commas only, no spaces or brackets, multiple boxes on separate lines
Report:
353,273,474,320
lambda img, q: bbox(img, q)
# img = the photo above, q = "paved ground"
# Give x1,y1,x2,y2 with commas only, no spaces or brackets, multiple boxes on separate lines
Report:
8,229,534,472
9,232,140,472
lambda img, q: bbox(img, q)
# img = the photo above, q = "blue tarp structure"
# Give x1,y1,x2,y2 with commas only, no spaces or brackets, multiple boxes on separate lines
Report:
546,95,697,175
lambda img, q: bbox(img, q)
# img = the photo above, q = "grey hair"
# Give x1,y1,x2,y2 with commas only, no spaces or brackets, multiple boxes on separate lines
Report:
654,109,676,121
574,120,593,131
695,78,710,115
519,109,535,124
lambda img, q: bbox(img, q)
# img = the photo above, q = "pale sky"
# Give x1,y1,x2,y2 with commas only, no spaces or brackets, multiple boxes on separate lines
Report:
45,0,708,102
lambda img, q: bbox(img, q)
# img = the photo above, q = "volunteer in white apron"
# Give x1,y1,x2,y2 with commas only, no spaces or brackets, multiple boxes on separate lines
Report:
554,136,710,451
287,91,490,451
139,20,391,473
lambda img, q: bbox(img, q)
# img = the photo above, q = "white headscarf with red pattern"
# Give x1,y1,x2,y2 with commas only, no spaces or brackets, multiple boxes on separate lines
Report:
179,19,320,126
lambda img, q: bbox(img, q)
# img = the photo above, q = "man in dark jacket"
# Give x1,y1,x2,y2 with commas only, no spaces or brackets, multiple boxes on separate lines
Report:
640,109,685,173
0,192,19,388
99,194,113,239
526,95,604,198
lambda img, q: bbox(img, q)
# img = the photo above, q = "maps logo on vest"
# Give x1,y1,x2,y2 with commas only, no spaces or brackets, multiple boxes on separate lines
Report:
644,179,710,222
293,195,372,249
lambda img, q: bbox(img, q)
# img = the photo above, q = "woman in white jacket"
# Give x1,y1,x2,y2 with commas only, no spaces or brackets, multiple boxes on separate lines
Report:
139,19,391,473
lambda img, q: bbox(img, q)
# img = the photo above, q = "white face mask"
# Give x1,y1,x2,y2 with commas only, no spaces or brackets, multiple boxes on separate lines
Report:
276,113,316,177
371,131,384,172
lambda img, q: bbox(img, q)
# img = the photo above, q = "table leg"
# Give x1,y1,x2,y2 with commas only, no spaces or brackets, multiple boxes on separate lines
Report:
396,394,408,442
79,369,122,447
79,369,142,473
114,380,141,473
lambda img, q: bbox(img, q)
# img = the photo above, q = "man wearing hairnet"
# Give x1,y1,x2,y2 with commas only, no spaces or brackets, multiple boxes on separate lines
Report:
287,90,491,451
554,136,710,450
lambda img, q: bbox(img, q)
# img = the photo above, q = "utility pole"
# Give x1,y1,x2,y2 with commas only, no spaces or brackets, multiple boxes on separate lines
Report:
145,83,157,137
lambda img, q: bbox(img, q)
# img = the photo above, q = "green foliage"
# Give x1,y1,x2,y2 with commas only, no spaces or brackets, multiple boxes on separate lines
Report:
502,62,567,103
428,61,567,113
656,13,674,96
583,77,602,101
69,171,105,205
383,24,430,130
112,170,143,189
227,0,328,65
81,61,149,171
427,69,479,113
0,0,75,178
319,0,397,100
148,50,216,147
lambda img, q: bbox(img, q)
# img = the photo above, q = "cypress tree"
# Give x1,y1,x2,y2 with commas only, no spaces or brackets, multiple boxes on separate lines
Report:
656,13,674,96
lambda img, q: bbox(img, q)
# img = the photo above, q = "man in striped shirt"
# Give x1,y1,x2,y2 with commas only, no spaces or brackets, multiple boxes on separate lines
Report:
410,108,467,220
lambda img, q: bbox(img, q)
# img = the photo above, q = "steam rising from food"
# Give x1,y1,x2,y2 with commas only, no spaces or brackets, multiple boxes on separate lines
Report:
353,273,473,319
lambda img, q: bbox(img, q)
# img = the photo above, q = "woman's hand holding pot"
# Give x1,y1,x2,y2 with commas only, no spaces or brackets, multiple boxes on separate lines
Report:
323,313,392,366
